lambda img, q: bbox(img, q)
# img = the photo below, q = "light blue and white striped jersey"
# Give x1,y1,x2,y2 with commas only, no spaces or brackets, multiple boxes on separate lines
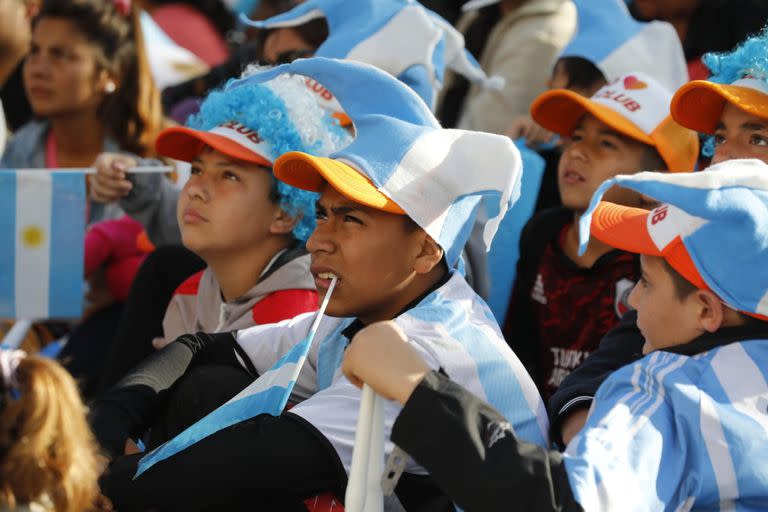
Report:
235,271,549,473
564,338,768,511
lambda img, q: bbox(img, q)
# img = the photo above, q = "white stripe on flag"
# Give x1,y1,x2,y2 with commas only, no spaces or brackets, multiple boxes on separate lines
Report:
224,360,301,404
15,173,52,318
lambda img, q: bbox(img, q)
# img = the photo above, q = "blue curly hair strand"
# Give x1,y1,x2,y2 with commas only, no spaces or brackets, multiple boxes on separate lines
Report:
699,25,768,157
187,72,350,241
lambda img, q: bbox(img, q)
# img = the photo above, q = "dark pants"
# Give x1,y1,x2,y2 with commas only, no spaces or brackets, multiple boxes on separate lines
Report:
101,364,341,511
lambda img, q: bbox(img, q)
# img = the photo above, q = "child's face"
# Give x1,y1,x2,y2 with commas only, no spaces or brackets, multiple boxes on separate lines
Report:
23,17,108,118
307,185,431,323
629,255,702,354
557,114,651,212
711,102,768,165
178,147,281,258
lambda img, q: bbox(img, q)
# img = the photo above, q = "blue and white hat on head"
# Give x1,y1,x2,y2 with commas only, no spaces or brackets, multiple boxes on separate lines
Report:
560,0,687,91
241,0,502,110
579,158,768,319
231,57,522,267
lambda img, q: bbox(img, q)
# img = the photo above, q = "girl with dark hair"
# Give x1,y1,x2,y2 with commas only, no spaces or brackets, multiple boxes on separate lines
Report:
1,0,165,223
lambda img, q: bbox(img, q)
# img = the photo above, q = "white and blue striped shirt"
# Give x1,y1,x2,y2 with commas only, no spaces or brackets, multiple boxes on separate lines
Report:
565,338,768,511
235,271,549,473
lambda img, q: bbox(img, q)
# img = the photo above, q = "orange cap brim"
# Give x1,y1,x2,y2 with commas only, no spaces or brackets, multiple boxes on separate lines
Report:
671,80,768,135
155,126,272,167
590,201,709,290
531,89,654,146
274,152,406,214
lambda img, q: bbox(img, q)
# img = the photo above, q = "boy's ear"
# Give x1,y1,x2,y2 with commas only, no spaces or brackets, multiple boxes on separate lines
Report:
413,234,444,275
695,289,726,333
269,208,299,236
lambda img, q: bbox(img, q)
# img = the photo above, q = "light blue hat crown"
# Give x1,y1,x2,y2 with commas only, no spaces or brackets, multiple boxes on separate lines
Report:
242,0,502,110
579,159,768,318
232,57,523,267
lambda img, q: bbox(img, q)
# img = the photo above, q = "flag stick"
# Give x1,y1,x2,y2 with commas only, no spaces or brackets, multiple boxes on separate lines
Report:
364,393,385,512
0,166,173,175
346,384,377,512
1,319,33,349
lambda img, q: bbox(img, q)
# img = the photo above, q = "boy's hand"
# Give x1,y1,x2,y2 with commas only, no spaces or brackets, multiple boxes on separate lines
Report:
89,153,137,203
506,116,555,147
342,321,430,405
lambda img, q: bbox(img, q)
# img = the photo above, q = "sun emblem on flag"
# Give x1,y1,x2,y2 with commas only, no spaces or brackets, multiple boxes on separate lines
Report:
21,225,45,248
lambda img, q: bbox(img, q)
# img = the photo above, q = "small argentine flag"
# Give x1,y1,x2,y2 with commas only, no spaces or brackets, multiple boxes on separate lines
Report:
135,278,339,478
0,171,85,319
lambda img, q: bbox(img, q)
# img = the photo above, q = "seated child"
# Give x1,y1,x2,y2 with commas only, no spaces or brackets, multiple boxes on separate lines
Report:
551,26,768,446
149,68,352,349
91,57,548,510
0,349,101,511
343,158,768,511
671,25,768,166
503,72,699,400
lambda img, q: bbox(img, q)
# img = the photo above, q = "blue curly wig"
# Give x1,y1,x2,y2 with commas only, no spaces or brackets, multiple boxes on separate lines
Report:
699,25,768,157
187,71,351,241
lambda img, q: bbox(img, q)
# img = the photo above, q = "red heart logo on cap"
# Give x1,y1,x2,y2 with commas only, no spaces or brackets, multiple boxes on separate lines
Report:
624,76,648,90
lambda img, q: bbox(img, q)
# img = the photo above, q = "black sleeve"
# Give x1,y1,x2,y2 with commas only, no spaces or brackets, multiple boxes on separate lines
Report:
100,412,347,511
391,372,583,512
90,331,249,458
547,310,644,448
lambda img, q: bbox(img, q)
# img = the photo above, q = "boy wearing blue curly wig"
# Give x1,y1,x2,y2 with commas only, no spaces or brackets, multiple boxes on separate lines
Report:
671,25,768,165
150,71,351,349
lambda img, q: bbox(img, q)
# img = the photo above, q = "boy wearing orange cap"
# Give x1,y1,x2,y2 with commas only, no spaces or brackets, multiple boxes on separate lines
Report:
94,58,548,510
343,159,768,511
502,72,698,401
550,28,768,448
671,26,768,166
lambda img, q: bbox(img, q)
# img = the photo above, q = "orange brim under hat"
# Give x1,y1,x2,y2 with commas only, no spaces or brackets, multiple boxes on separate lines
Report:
531,90,698,172
671,80,768,135
589,201,709,291
274,152,406,214
156,126,272,167
532,89,654,146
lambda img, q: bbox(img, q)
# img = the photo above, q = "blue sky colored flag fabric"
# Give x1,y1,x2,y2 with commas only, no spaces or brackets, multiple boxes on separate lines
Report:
135,328,317,478
0,171,85,320
242,0,501,110
231,57,523,267
560,0,687,91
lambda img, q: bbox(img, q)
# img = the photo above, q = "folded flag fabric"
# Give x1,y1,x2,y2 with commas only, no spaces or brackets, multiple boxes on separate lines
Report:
135,327,317,478
0,171,86,320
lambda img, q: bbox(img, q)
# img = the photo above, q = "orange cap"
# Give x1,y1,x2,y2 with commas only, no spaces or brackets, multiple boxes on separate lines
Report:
670,78,768,135
155,122,273,166
590,201,708,291
531,72,699,172
274,152,406,214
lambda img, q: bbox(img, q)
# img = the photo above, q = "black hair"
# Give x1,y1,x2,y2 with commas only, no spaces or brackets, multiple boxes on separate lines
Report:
557,56,607,92
35,0,164,156
661,258,767,327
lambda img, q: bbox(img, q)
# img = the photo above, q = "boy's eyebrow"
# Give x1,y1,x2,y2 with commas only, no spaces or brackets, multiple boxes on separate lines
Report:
742,122,768,131
316,202,367,216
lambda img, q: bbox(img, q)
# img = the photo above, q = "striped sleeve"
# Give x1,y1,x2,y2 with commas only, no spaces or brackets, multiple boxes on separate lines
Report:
563,351,697,512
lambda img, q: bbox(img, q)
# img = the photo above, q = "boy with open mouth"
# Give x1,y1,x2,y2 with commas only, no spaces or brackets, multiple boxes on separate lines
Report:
93,58,548,510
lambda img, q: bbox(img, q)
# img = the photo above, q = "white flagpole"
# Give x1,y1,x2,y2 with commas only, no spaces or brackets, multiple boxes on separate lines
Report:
1,319,33,349
346,384,377,512
363,393,385,512
0,166,173,175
